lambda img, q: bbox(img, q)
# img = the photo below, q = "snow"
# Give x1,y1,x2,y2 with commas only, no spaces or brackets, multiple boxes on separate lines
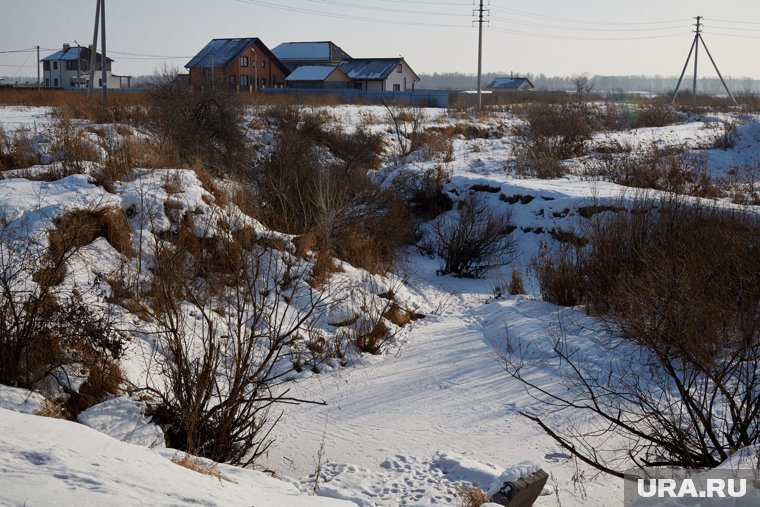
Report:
78,396,165,448
2,103,760,506
0,385,46,414
0,407,354,507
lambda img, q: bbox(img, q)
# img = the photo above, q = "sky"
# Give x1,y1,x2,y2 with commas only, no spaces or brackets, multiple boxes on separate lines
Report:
2,0,760,81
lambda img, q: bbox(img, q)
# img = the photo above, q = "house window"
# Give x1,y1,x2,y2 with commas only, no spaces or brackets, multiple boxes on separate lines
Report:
43,61,50,71
53,61,58,70
240,75,249,87
202,68,212,84
45,78,50,87
396,63,402,73
240,56,249,67
393,84,401,92
54,78,58,87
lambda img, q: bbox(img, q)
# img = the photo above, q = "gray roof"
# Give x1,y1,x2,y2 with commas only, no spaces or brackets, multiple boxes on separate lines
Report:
286,65,345,82
487,77,534,90
42,46,111,63
186,38,281,69
339,58,416,81
272,41,351,62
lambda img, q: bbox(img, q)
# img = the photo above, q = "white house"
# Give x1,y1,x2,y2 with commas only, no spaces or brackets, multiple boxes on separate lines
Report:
338,58,419,92
42,44,131,90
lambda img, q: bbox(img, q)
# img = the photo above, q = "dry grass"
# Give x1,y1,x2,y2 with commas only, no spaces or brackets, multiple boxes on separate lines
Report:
50,207,136,260
508,269,525,295
170,453,228,482
455,483,489,507
37,399,68,420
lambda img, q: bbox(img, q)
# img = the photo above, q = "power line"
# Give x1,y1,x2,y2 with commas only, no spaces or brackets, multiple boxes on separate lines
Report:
234,0,469,28
487,25,687,41
489,15,685,33
489,5,684,26
306,0,468,17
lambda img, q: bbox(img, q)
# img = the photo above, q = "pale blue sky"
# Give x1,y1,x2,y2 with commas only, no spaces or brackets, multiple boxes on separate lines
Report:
1,0,759,79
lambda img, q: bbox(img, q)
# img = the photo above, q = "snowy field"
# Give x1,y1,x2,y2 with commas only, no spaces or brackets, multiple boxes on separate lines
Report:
1,102,759,506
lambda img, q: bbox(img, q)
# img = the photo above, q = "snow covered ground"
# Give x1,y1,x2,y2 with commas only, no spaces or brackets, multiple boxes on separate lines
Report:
1,103,759,506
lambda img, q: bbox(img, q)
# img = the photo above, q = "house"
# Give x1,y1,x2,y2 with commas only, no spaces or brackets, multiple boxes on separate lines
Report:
41,44,130,90
487,77,535,92
271,41,351,72
338,58,419,92
185,38,289,91
285,65,352,89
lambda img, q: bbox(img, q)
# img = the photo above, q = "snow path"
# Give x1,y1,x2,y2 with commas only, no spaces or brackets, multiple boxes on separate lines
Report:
268,258,621,506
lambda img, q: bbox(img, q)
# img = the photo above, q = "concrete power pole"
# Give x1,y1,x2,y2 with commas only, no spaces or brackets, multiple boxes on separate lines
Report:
100,0,108,103
475,0,488,110
36,46,40,91
87,0,100,99
672,16,736,105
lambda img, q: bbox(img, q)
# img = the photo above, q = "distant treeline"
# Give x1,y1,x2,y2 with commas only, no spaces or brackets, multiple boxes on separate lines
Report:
418,72,760,94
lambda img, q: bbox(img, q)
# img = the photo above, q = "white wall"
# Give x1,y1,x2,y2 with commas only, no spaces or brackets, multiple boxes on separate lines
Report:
383,61,418,91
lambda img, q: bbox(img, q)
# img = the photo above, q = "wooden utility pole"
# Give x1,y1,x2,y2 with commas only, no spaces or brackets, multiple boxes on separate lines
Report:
672,16,736,105
36,46,40,91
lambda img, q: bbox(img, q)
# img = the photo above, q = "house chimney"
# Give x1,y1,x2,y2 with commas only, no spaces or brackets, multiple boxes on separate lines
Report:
63,43,71,51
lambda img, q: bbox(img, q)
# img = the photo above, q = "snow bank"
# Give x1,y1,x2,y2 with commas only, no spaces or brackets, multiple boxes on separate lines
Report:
0,407,354,507
78,396,165,448
0,385,45,414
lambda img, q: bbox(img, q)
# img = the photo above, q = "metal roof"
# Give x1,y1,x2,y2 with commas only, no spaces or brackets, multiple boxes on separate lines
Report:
487,77,534,90
273,42,330,61
186,38,253,68
286,65,345,82
42,46,112,62
272,41,351,62
338,58,409,81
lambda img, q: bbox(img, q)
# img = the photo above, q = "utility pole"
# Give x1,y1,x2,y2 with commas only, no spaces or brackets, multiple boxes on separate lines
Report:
36,45,40,91
100,0,107,103
87,0,100,99
692,16,700,102
474,0,488,110
672,16,736,105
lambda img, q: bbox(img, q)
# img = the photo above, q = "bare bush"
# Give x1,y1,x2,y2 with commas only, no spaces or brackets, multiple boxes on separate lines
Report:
257,106,412,274
510,196,760,476
0,215,124,412
515,103,593,178
148,70,251,175
0,126,41,171
432,193,518,278
140,216,327,466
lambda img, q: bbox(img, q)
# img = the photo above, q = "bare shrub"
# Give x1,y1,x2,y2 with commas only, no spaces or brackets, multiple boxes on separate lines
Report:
148,71,251,175
515,102,593,178
508,269,525,295
0,126,41,171
397,165,453,221
48,111,102,177
139,219,327,466
0,216,124,403
258,106,411,274
511,196,760,476
432,193,518,278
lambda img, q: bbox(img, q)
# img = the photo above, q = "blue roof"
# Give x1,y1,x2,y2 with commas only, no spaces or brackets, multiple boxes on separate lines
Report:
42,46,111,62
286,65,347,82
339,58,419,81
186,38,262,68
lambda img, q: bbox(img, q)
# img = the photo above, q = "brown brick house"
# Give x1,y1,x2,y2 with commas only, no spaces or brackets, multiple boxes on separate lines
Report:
185,38,289,91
